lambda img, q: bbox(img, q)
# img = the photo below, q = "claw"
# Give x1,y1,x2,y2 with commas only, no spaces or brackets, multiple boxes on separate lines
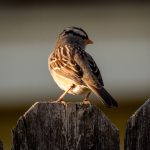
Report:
50,84,75,107
81,99,91,105
80,99,92,112
81,91,91,106
51,99,67,107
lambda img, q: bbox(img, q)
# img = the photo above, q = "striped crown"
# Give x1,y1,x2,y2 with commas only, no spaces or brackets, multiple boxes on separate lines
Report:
59,27,89,40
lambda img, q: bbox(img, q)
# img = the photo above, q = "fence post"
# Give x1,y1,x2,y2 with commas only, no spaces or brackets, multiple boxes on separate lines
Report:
124,98,150,150
12,102,119,150
0,139,3,150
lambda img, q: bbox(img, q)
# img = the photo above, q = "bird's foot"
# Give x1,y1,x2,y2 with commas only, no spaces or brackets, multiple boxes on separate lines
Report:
51,99,67,106
81,99,92,112
81,99,91,105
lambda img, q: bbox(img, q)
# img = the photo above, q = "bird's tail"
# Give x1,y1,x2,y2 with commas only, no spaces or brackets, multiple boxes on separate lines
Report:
99,87,118,107
90,86,118,107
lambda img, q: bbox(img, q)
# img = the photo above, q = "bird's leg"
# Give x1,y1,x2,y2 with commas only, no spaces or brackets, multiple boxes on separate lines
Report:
53,84,75,105
82,91,91,105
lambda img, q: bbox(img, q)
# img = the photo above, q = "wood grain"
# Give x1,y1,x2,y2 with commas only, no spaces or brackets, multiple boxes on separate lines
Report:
124,98,150,150
0,139,3,150
12,102,119,150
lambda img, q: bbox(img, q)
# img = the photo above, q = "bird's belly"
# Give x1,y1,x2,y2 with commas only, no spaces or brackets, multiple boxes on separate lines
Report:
71,84,90,95
50,70,90,95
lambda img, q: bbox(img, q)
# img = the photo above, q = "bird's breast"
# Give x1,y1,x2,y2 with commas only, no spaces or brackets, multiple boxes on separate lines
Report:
50,70,90,95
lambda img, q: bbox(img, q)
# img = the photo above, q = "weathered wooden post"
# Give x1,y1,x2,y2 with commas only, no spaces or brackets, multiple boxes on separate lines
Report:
0,139,3,150
124,98,150,150
12,102,119,150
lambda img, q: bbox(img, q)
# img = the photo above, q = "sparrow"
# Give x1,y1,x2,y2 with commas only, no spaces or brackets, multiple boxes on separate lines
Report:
48,27,118,107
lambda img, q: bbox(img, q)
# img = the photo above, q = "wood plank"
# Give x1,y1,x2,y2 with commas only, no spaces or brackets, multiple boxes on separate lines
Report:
125,98,150,150
12,102,119,150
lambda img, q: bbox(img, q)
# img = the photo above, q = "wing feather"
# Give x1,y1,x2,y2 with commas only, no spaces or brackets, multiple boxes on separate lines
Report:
74,50,118,107
49,46,83,85
74,49,104,88
86,52,104,86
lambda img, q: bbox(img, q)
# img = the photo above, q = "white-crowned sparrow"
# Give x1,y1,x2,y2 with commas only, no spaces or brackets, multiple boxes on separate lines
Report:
48,27,118,107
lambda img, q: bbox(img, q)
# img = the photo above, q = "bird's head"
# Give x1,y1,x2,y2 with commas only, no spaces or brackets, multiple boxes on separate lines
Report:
56,27,93,47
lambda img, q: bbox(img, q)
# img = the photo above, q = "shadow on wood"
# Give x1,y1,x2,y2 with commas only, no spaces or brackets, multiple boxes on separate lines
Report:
12,102,119,150
124,98,150,150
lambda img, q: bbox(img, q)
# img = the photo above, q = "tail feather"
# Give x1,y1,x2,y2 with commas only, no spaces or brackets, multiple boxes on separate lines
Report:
89,85,118,107
99,87,118,107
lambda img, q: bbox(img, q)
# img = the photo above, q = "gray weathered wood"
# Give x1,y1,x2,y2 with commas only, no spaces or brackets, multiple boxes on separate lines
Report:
124,98,150,150
0,139,3,150
12,102,119,150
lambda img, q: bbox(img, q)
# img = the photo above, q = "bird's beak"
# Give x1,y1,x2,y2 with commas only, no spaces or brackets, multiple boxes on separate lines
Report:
86,39,93,44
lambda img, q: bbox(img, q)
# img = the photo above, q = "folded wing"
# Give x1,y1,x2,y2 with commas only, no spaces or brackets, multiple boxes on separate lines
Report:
74,50,118,107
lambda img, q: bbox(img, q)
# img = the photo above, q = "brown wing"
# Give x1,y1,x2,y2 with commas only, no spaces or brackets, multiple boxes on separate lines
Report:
74,49,104,96
48,45,83,85
74,48,104,87
85,52,104,86
74,50,118,107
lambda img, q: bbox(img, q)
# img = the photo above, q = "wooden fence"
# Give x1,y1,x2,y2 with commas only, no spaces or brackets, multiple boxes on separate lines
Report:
124,98,150,150
1,99,150,150
0,139,3,150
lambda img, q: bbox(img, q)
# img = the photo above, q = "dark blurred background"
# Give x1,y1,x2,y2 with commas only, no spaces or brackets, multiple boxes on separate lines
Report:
0,0,150,149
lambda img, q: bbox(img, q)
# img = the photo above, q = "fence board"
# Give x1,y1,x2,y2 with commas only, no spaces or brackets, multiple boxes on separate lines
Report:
12,102,119,150
0,139,3,150
124,98,150,150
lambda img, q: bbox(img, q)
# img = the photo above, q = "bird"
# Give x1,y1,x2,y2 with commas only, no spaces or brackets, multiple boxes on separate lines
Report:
48,27,118,107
